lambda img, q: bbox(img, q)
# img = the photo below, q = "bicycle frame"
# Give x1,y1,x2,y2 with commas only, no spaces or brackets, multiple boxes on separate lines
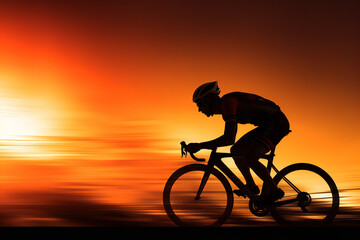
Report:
194,146,297,203
163,141,340,226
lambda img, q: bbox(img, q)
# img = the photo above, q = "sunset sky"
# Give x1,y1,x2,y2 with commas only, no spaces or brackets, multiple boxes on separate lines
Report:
0,0,359,226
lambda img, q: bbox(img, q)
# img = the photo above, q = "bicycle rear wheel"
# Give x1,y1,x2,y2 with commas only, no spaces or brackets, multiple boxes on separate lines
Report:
163,164,234,227
271,163,339,225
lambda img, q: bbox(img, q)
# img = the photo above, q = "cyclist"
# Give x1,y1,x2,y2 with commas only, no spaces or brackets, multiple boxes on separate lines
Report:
187,81,290,203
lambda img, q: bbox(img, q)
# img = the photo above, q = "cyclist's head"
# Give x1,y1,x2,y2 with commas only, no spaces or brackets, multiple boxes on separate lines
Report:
193,81,221,103
193,82,221,117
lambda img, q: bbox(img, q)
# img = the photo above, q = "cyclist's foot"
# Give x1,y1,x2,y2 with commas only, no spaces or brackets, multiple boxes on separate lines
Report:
233,189,246,197
270,187,284,201
234,184,260,197
256,188,284,204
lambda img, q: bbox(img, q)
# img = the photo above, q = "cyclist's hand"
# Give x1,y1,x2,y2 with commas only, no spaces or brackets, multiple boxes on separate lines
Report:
187,143,201,153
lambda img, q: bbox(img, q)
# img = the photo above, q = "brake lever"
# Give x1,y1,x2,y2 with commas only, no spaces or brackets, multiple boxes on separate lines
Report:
180,141,187,158
180,141,205,162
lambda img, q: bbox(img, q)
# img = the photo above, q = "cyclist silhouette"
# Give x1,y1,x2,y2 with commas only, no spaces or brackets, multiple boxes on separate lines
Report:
187,81,290,203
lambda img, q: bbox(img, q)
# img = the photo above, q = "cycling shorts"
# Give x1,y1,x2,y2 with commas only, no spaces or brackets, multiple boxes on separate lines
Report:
238,110,290,151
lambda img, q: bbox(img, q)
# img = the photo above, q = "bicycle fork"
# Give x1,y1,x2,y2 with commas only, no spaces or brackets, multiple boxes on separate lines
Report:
194,150,217,200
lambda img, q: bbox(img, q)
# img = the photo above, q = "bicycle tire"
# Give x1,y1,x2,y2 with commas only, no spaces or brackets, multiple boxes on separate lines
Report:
163,164,234,227
271,163,339,225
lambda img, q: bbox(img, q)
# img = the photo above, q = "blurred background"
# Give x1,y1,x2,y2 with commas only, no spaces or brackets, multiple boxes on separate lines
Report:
0,0,359,226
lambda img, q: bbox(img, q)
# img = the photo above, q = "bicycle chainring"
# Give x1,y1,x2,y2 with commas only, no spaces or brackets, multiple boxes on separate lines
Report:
249,199,269,217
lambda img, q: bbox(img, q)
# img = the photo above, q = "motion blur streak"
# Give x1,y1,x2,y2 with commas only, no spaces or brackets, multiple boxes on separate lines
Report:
0,0,360,226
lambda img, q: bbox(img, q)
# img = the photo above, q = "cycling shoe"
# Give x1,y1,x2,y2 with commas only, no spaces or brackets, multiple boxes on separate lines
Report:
256,188,284,205
270,188,284,201
234,184,260,197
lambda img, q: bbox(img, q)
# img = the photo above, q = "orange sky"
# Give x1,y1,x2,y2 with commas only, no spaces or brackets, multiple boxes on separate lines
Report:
0,1,360,226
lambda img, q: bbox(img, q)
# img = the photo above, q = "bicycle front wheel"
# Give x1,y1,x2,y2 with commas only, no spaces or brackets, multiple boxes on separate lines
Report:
271,163,339,225
163,164,234,227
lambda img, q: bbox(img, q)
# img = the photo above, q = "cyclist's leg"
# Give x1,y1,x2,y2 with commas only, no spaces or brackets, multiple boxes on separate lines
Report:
231,129,270,192
231,142,256,190
259,111,290,196
245,142,277,195
231,128,278,195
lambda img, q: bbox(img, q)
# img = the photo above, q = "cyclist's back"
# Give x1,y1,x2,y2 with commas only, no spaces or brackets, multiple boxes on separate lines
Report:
221,92,279,125
221,92,290,150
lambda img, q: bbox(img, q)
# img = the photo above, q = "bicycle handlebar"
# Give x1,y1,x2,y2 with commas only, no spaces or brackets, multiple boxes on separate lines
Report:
180,141,206,162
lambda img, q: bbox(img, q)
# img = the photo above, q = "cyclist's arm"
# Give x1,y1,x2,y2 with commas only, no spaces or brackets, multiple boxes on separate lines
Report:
199,120,237,149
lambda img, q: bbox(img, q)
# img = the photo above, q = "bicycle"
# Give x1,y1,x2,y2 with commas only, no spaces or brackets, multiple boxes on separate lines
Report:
163,141,339,227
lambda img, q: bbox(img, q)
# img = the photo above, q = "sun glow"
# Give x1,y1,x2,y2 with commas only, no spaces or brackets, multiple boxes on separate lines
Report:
1,110,41,141
0,97,48,140
0,88,59,160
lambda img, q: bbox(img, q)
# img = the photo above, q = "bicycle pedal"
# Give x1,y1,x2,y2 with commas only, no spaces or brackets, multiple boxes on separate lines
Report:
233,189,247,198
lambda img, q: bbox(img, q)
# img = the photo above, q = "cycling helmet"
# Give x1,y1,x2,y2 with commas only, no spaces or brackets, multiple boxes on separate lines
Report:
193,81,221,103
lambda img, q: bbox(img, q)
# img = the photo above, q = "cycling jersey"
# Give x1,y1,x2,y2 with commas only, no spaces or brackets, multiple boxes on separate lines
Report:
221,92,280,125
221,92,290,150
